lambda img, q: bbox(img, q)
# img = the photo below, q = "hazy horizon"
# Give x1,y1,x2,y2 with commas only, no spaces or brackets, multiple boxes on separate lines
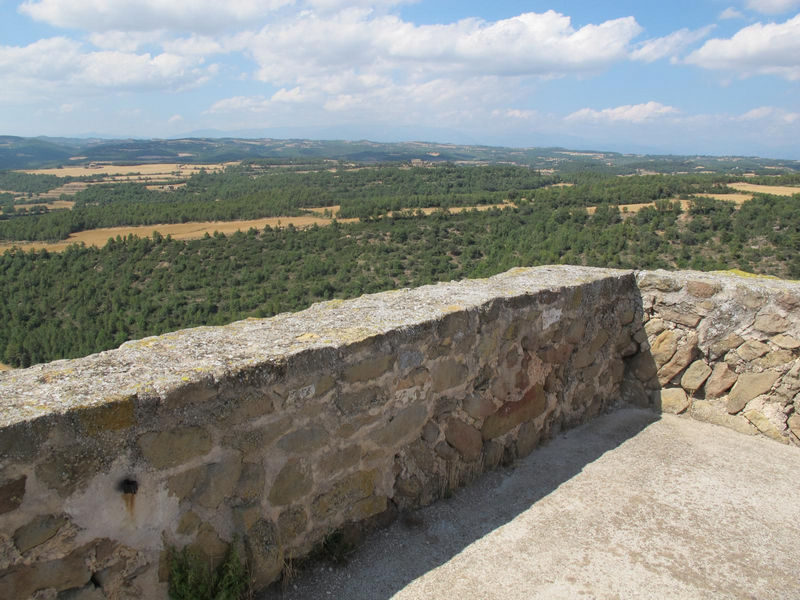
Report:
2,1,799,158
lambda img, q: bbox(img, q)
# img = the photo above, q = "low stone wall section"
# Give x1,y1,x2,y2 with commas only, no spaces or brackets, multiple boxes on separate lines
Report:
624,270,800,445
0,266,639,599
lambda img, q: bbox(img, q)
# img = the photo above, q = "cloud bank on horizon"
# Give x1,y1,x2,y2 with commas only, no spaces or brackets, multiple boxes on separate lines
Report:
1,0,799,157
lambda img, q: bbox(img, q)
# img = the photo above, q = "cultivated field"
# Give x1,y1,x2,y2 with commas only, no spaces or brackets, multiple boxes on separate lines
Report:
23,162,235,179
0,203,513,253
0,214,359,253
729,182,800,196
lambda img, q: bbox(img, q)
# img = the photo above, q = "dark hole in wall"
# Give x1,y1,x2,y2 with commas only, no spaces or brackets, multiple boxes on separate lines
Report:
118,478,139,494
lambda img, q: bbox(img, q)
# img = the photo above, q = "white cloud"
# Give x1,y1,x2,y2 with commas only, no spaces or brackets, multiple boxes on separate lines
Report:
685,14,800,80
0,37,213,101
566,102,679,123
18,0,292,33
737,105,799,123
630,26,715,62
719,7,745,19
745,0,800,14
239,10,641,85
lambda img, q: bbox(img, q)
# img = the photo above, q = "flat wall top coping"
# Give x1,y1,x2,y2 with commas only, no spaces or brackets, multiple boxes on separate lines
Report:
0,265,632,429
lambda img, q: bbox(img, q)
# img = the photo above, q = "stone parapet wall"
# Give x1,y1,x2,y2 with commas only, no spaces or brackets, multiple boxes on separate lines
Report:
2,266,798,599
0,266,639,599
625,270,800,445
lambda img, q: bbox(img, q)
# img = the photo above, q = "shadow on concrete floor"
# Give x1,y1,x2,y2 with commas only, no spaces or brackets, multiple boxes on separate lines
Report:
260,408,660,600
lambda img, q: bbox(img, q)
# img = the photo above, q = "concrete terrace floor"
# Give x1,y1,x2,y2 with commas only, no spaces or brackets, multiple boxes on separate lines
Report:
262,409,800,600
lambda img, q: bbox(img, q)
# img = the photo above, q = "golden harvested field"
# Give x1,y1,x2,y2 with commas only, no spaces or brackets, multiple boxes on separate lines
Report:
0,214,359,253
586,192,754,216
22,162,236,179
0,203,508,254
729,182,800,196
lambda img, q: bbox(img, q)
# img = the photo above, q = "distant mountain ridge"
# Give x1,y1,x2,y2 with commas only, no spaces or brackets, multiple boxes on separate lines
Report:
1,135,798,174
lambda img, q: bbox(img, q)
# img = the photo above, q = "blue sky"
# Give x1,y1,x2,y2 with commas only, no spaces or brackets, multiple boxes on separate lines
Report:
1,0,799,157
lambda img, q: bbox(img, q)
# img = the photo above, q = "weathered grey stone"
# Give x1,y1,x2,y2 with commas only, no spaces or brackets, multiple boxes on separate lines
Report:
370,404,428,447
681,361,712,394
0,476,26,515
138,427,212,469
0,542,92,598
236,461,265,502
14,514,67,554
277,426,329,454
397,349,424,373
482,385,546,440
772,334,800,350
176,510,201,535
244,519,282,589
588,330,610,355
268,460,312,506
167,465,207,500
336,387,387,416
444,418,482,461
319,445,362,475
397,366,429,390
434,441,459,461
564,320,586,345
620,308,635,325
277,506,308,544
788,414,800,437
737,340,770,362
727,372,781,414
225,415,293,457
515,421,542,457
219,392,274,426
405,440,435,474
658,333,698,385
462,394,495,419
651,330,680,368
638,273,682,292
620,377,650,408
482,440,505,469
686,280,720,298
311,470,376,521
431,359,468,393
691,400,758,436
705,363,738,398
194,453,243,509
755,350,795,370
743,410,787,443
35,445,105,497
659,308,701,328
629,352,658,383
572,346,595,369
346,495,388,522
656,388,690,415
421,420,440,444
754,313,790,334
710,333,744,359
343,355,394,383
644,319,666,337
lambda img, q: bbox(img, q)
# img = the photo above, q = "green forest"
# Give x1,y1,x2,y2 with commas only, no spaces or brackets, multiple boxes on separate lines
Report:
0,161,798,367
